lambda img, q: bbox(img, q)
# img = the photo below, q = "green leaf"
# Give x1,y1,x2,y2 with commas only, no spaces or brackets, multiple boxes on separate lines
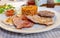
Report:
0,8,5,14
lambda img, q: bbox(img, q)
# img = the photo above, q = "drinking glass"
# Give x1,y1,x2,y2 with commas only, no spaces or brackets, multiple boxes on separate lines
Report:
35,0,47,6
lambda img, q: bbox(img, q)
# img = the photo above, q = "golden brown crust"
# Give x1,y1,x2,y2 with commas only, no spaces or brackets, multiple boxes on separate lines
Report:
22,5,38,15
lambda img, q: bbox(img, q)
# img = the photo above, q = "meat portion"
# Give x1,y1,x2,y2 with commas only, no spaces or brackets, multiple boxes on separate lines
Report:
26,15,54,25
38,11,55,17
13,15,33,29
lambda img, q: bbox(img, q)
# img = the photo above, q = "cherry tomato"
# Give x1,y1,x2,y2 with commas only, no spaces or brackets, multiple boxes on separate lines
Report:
6,9,15,16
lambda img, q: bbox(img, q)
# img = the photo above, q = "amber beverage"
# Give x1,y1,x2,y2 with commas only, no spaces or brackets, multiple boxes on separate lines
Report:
47,0,55,8
27,0,35,5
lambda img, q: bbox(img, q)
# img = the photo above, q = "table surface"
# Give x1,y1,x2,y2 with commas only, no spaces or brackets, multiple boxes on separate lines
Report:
0,2,60,38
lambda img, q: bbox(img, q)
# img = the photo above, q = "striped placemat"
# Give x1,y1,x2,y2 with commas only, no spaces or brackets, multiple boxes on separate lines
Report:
0,28,60,38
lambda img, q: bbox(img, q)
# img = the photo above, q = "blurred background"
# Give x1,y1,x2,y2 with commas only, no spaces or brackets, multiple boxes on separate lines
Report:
0,0,60,8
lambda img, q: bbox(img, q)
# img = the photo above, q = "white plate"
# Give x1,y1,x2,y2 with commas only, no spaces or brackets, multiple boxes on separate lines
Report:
0,2,60,34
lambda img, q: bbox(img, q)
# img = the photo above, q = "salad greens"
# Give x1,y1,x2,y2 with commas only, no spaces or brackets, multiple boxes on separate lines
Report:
0,4,15,14
0,8,5,14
